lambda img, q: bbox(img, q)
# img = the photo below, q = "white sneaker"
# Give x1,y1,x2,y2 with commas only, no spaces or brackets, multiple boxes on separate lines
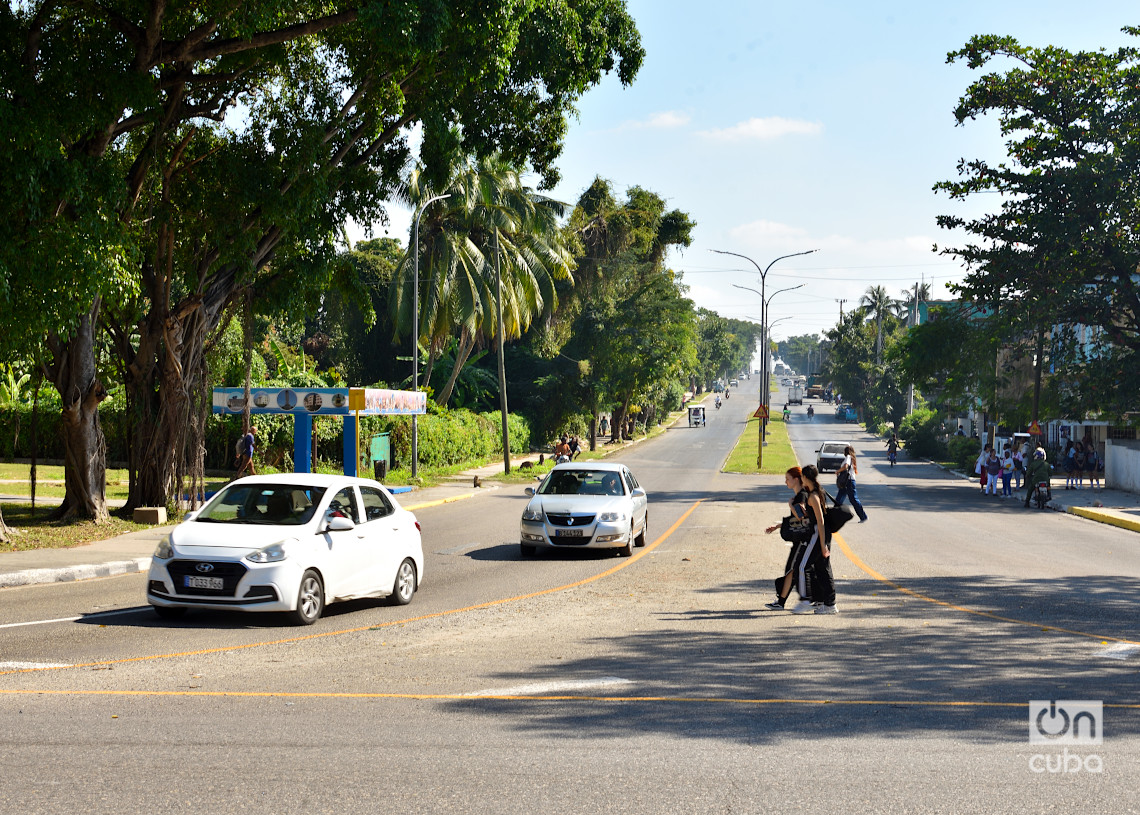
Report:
789,600,815,614
815,604,839,614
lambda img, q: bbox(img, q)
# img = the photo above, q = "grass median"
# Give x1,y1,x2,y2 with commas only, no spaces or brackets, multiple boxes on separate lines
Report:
723,414,800,475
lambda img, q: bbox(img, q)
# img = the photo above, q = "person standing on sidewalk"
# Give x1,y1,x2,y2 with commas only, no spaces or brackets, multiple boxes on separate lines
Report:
975,444,991,494
792,465,837,615
1011,445,1025,492
1000,443,1015,498
834,446,868,522
983,447,1002,496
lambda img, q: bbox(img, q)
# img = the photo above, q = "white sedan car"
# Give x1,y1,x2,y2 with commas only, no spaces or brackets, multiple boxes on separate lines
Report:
146,474,424,625
519,462,648,557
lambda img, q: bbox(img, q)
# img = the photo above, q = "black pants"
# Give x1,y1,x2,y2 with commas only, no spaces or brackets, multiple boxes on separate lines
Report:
799,530,836,606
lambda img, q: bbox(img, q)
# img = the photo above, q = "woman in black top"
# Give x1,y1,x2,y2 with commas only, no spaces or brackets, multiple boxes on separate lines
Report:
792,465,838,614
763,466,811,610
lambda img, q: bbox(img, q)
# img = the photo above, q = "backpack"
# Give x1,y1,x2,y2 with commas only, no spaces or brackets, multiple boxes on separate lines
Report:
235,435,246,459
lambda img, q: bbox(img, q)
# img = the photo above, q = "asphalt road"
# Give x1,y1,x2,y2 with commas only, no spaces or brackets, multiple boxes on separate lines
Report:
2,378,1138,813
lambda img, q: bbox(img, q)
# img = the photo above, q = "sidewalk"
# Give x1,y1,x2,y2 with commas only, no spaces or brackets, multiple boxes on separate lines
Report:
934,462,1140,534
0,430,662,590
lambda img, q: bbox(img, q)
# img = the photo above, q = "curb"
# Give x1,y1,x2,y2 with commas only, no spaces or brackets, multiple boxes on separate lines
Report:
1065,506,1140,534
0,557,152,589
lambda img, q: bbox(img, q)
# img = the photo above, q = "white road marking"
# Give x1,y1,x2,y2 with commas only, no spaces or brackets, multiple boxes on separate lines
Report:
1094,643,1140,660
463,676,633,697
0,661,72,670
0,607,151,630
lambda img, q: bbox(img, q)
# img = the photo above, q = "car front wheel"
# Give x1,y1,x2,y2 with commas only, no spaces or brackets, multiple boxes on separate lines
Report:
288,569,325,625
634,514,648,547
388,558,417,606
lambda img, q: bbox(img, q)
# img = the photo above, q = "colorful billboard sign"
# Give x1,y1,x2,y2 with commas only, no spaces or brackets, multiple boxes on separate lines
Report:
212,388,426,416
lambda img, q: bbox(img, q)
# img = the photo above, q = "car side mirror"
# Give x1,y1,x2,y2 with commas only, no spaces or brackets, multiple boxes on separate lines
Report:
325,515,356,532
631,487,646,498
183,510,200,522
524,487,536,497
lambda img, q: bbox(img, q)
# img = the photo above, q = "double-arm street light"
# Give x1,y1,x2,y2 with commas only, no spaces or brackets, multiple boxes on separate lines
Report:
411,193,451,478
714,247,817,469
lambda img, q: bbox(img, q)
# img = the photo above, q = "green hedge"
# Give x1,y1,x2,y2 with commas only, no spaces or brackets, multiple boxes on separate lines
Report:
948,435,982,472
0,397,531,474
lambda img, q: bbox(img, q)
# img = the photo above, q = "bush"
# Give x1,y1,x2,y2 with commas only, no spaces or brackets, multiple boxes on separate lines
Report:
898,407,947,460
948,435,982,472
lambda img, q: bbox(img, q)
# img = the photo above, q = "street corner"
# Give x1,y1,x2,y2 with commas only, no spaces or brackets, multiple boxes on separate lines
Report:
1065,505,1140,534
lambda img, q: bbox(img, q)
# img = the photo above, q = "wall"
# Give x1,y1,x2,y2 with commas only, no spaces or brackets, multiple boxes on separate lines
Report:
1105,439,1140,494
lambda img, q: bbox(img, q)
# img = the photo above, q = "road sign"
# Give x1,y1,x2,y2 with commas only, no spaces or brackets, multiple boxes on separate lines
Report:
1029,420,1042,435
753,405,769,419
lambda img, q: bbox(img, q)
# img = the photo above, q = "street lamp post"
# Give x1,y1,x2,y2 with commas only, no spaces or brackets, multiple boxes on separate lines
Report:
411,193,451,478
715,248,816,470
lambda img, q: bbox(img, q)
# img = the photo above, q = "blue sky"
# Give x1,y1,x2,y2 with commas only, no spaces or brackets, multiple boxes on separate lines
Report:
364,2,1138,343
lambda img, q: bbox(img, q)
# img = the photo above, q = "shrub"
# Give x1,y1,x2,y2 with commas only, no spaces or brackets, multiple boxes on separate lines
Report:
898,407,947,460
948,435,982,472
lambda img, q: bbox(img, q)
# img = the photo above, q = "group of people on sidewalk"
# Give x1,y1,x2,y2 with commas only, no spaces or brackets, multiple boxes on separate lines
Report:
1060,437,1103,490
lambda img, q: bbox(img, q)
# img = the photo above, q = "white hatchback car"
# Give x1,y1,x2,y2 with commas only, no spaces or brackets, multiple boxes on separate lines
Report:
519,462,648,557
146,474,424,625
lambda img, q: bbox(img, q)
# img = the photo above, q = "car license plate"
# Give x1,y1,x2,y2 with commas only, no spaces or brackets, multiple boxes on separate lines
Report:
555,529,584,537
185,575,224,590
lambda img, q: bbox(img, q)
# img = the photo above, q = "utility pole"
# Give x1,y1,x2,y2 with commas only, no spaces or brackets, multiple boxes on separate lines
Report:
907,281,918,415
836,298,847,320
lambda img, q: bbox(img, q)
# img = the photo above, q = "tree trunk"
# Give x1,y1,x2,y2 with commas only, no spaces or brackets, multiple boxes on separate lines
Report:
436,331,475,406
610,392,633,443
44,300,109,522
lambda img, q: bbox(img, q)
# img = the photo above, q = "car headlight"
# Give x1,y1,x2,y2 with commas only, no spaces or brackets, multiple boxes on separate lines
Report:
521,507,543,522
153,536,173,560
598,511,627,522
245,540,292,564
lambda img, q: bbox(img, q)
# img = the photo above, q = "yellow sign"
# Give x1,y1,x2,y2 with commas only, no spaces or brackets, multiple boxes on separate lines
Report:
753,405,769,419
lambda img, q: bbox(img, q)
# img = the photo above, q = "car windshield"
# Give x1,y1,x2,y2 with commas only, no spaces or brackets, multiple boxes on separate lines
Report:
538,470,625,496
821,443,847,455
195,484,326,525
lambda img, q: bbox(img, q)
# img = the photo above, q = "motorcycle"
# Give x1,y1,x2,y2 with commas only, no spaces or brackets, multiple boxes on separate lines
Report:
1032,481,1051,510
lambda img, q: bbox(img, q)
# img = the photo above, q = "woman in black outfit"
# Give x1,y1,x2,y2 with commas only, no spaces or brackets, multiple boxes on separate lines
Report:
763,466,811,610
792,465,837,614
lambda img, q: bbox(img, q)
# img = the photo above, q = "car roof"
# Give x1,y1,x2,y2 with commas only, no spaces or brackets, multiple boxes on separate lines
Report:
228,473,384,490
549,462,626,473
820,441,847,449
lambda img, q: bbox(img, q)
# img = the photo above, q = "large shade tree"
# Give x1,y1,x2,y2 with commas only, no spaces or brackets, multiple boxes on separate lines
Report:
936,31,1140,419
1,1,644,517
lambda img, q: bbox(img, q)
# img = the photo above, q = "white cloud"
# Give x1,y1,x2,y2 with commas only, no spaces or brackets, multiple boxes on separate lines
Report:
618,110,692,130
698,116,822,141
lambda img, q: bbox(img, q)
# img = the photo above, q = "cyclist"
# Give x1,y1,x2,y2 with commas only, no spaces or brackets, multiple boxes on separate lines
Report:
886,433,899,467
782,403,791,422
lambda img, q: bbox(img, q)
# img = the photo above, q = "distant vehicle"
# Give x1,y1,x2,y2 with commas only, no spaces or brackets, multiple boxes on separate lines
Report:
806,384,823,399
838,404,858,422
730,378,739,387
520,462,648,557
816,441,847,473
781,377,793,386
754,369,761,374
688,405,706,427
788,385,804,405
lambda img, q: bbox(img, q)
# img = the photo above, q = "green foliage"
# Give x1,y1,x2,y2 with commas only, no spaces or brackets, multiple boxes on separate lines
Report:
898,407,947,460
948,435,982,472
936,32,1140,419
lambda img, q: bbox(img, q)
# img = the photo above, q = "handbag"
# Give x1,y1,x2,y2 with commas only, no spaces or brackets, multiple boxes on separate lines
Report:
779,514,813,543
836,469,851,489
825,504,853,533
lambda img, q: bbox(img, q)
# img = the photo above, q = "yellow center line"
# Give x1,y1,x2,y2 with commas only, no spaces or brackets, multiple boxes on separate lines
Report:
1,688,1138,709
0,500,704,677
832,532,1140,645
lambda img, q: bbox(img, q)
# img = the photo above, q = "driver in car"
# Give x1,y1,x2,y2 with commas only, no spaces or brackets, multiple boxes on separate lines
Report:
601,473,622,495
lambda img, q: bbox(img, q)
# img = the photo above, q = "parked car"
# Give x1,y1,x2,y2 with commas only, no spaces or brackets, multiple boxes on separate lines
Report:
841,404,859,422
146,474,424,625
520,462,648,557
816,441,848,473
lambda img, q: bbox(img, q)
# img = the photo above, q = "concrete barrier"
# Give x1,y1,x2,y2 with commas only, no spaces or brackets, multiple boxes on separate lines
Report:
1105,439,1140,495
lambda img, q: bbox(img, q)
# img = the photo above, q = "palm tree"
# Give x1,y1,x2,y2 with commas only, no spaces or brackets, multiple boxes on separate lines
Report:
391,153,572,406
860,285,892,364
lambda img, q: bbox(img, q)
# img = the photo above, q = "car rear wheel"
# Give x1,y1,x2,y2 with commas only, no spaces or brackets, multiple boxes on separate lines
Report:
288,569,324,625
388,558,417,606
152,605,186,621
